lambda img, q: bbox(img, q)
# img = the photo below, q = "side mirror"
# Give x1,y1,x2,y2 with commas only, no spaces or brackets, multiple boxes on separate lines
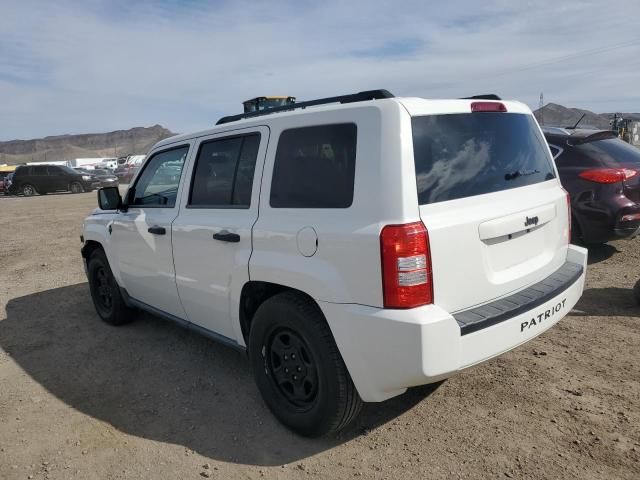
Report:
97,187,122,210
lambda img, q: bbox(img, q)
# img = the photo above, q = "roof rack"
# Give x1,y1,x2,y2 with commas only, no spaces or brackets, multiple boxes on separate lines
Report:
460,94,502,100
216,89,395,125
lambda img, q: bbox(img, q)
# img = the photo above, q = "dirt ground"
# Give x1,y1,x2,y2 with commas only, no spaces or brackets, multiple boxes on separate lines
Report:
0,191,639,480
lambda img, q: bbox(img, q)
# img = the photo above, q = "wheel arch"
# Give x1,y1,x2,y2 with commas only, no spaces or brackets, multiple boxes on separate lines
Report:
238,281,322,346
82,223,123,285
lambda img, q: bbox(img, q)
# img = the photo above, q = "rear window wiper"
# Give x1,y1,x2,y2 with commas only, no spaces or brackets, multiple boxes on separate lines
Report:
505,169,539,181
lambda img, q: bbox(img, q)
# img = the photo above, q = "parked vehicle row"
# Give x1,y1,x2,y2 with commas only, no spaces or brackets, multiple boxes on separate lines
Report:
81,90,587,437
115,155,145,183
74,168,119,188
8,164,100,196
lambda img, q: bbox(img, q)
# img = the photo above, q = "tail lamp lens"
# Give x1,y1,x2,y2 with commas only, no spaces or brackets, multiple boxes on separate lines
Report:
380,222,432,308
578,168,637,184
621,213,640,222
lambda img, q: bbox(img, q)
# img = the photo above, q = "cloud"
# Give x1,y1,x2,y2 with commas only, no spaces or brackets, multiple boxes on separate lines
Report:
0,0,639,140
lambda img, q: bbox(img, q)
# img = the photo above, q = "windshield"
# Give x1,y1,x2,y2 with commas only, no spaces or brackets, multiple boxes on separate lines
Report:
61,166,80,175
412,113,556,205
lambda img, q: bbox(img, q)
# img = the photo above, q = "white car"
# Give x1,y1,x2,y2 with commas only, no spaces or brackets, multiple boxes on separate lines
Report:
81,90,587,437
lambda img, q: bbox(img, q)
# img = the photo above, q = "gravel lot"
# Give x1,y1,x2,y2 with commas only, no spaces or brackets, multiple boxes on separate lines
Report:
1,191,639,480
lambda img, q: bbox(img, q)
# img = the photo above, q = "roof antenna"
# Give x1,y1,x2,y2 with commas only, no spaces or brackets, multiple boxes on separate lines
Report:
569,113,586,130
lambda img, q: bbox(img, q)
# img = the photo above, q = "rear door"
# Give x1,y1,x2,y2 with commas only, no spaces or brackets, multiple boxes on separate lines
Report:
409,107,569,313
172,127,268,340
173,127,269,340
110,143,192,318
46,166,66,191
31,165,48,192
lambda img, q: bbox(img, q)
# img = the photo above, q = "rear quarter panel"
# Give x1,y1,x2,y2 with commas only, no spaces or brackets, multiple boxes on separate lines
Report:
250,100,417,306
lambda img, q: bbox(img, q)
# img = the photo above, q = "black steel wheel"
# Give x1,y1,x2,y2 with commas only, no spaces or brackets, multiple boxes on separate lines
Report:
265,327,319,410
87,249,134,325
249,292,362,437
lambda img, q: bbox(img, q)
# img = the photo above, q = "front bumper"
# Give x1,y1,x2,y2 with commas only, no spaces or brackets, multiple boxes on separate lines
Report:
321,244,588,402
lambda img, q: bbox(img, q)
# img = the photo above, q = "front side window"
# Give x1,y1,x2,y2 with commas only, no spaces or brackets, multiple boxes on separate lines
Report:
189,133,261,207
131,146,188,207
270,123,357,208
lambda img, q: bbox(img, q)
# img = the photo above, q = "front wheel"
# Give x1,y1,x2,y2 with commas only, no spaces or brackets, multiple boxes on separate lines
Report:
70,181,84,193
87,249,134,325
249,292,362,437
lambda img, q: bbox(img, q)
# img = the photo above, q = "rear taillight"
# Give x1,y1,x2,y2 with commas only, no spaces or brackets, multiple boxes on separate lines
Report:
380,222,432,309
578,168,637,184
471,101,507,113
621,213,640,222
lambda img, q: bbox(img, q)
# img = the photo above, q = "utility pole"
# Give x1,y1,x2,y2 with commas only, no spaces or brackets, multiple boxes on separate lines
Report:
538,92,544,126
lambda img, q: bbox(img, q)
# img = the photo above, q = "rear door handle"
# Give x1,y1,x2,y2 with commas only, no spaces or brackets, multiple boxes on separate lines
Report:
148,226,166,235
213,230,240,243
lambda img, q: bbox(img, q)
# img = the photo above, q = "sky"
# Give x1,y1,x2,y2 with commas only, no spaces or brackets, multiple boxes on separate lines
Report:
0,0,639,141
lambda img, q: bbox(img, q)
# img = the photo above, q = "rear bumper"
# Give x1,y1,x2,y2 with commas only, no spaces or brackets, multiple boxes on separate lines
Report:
321,244,588,402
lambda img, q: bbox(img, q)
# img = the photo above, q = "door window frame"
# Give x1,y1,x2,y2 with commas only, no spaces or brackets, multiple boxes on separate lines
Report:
127,143,191,209
186,132,262,210
180,127,268,211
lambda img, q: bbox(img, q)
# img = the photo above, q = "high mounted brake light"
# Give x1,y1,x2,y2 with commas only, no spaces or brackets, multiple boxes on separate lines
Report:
380,222,433,309
471,101,507,113
578,168,637,184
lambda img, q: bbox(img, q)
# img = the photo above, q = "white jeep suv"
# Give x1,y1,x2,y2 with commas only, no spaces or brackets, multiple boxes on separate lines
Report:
81,90,587,437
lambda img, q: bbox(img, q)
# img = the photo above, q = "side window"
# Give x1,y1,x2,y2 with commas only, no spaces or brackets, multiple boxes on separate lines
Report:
131,146,188,207
33,165,47,176
189,133,260,208
548,145,563,160
46,166,61,175
270,123,357,208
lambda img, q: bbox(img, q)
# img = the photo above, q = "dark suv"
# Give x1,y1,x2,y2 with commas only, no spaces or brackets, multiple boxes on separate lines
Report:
543,127,640,244
8,164,100,196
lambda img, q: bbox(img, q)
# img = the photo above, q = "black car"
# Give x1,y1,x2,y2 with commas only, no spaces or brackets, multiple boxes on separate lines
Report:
543,127,640,244
8,164,100,196
74,168,119,188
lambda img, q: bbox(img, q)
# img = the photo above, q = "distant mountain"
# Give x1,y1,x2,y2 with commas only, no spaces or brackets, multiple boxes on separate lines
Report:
533,103,611,129
533,103,640,131
0,125,175,165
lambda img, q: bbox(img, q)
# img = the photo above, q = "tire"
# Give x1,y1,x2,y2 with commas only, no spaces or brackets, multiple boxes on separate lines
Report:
249,292,362,437
87,249,134,325
634,279,640,306
70,181,84,194
22,183,36,196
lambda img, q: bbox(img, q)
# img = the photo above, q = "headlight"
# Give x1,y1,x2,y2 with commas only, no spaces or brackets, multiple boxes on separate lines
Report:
82,175,92,180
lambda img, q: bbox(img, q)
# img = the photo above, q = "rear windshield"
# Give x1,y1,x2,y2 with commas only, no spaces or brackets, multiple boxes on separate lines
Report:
412,113,555,205
576,138,640,167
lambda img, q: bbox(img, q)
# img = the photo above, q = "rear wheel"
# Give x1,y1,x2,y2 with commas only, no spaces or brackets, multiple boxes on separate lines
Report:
70,181,84,194
249,292,362,437
87,249,134,325
634,279,640,306
22,184,36,196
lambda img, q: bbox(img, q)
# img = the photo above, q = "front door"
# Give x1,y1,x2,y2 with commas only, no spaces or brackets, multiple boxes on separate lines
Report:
110,144,191,318
172,127,268,340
